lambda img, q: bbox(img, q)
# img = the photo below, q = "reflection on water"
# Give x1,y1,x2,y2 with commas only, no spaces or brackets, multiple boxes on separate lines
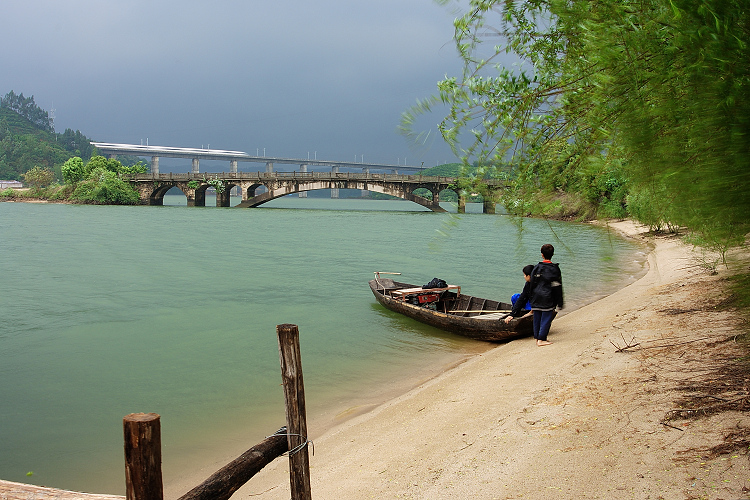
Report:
161,193,492,213
0,200,646,494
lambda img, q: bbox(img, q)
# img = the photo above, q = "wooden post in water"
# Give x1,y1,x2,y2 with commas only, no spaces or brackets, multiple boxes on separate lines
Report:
123,413,163,500
276,324,312,500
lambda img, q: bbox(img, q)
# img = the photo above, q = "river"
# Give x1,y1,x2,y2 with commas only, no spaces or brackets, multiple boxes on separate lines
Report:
0,196,647,494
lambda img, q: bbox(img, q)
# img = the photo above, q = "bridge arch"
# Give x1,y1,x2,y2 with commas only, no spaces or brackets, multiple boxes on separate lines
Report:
236,179,446,212
127,172,506,213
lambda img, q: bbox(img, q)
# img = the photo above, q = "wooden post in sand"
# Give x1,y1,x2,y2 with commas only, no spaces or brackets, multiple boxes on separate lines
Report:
123,413,163,500
276,324,312,500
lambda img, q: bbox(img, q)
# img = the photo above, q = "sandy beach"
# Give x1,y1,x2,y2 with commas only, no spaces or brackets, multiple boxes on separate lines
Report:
162,220,749,499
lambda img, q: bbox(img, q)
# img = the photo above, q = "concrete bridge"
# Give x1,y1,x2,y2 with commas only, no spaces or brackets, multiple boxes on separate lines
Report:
125,171,506,213
92,142,428,174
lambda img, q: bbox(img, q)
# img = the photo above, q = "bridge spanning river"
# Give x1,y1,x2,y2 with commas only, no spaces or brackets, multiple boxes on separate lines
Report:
96,142,506,213
125,171,508,213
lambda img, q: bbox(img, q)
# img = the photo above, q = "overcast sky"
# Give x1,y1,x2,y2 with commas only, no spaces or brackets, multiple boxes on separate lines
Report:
2,0,475,171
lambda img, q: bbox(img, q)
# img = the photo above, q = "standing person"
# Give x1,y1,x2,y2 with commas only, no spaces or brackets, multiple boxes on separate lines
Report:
504,264,534,324
529,244,564,346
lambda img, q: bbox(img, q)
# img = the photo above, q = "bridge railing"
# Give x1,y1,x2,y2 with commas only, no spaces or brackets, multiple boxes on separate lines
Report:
123,172,510,191
124,171,462,183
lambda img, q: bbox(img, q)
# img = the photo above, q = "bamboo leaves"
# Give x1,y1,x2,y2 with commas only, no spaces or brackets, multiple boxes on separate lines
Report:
404,0,749,245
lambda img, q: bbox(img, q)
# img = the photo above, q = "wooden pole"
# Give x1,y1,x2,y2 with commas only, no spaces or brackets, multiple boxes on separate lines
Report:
123,413,163,500
276,324,312,500
177,427,289,500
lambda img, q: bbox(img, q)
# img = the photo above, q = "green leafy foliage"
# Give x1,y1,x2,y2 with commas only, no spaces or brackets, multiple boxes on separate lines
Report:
204,175,226,194
0,91,148,183
0,105,91,181
420,163,463,176
61,157,86,184
405,0,749,246
21,166,55,189
70,167,140,205
59,155,144,204
55,128,95,160
1,110,71,180
0,91,53,133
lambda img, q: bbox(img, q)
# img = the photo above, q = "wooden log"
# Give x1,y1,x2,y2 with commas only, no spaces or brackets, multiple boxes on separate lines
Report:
0,480,124,500
277,324,313,500
123,413,163,500
177,427,289,500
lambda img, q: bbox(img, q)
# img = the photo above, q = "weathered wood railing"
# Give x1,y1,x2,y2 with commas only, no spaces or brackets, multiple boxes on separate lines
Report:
0,324,312,500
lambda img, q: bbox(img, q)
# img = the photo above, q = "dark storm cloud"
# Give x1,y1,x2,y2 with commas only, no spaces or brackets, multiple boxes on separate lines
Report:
2,0,468,169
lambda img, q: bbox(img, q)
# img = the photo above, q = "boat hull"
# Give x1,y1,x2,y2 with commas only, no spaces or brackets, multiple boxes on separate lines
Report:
369,279,534,342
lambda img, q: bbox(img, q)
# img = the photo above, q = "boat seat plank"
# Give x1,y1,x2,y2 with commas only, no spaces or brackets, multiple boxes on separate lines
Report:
473,312,509,320
391,285,460,297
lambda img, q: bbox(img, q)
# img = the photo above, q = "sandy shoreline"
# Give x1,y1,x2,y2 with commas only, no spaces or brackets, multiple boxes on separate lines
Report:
165,220,748,499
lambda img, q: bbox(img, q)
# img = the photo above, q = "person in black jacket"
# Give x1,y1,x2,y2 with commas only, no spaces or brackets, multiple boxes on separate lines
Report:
529,244,564,346
504,264,534,324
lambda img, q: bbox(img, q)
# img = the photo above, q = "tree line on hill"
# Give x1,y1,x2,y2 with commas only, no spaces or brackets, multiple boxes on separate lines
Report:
0,91,127,181
0,90,149,203
0,91,54,133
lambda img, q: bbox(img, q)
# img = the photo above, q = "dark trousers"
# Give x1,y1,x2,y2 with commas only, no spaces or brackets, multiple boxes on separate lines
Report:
532,310,556,341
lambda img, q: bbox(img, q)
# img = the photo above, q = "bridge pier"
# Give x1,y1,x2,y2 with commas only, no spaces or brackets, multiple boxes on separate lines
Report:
151,156,160,174
216,187,231,207
362,168,369,197
299,164,307,198
194,188,206,207
458,195,466,214
331,167,339,199
230,159,238,173
192,158,200,174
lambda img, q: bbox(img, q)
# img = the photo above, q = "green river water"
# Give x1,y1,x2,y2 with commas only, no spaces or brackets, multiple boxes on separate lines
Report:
0,196,647,494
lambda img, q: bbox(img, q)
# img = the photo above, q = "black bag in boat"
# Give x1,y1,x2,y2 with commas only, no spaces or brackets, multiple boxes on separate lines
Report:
423,278,448,289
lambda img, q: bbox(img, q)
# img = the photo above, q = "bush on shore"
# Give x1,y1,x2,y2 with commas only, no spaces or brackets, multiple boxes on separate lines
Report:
69,167,140,205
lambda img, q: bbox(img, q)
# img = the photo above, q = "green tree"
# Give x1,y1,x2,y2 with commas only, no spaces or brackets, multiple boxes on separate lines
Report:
57,128,95,159
0,91,54,132
61,157,86,184
21,166,55,189
0,103,84,180
70,167,140,205
83,155,148,177
406,0,749,244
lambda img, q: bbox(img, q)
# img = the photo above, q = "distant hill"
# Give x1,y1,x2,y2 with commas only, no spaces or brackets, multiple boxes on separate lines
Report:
0,91,143,182
421,162,462,176
0,105,98,181
420,162,502,178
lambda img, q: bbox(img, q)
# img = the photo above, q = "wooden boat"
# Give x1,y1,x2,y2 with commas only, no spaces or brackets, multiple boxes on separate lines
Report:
369,272,534,342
